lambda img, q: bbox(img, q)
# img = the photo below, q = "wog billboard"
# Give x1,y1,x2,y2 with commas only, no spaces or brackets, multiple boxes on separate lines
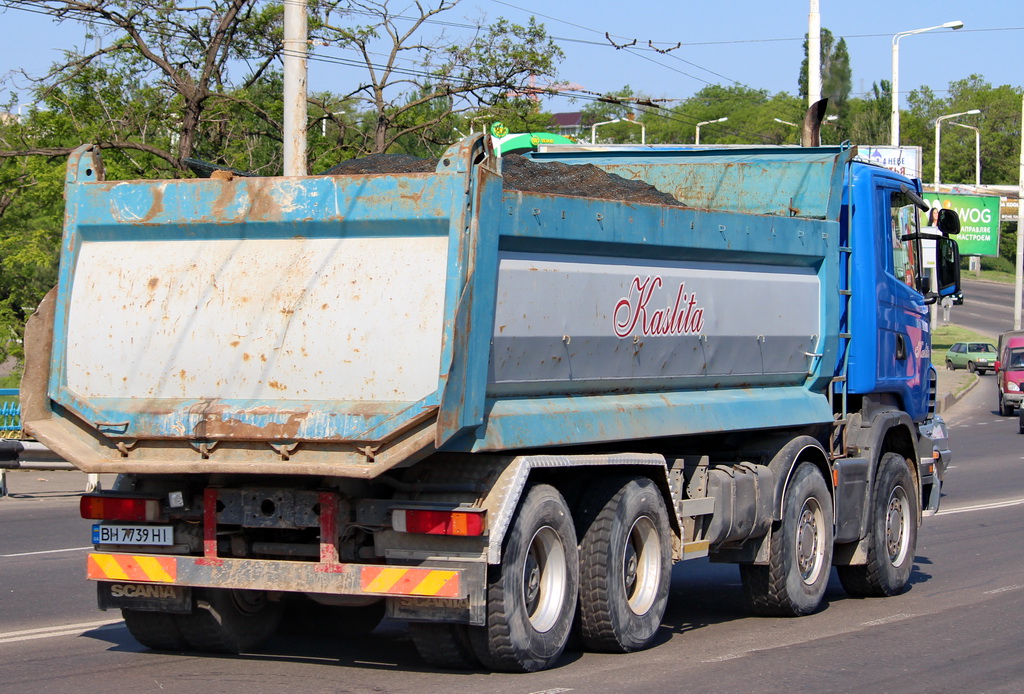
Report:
921,193,1000,257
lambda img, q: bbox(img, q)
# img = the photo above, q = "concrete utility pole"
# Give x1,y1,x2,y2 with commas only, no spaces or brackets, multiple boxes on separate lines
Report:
808,0,821,108
1015,94,1024,330
283,0,308,176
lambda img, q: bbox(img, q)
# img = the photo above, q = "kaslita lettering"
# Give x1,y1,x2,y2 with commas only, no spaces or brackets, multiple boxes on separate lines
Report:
614,275,706,338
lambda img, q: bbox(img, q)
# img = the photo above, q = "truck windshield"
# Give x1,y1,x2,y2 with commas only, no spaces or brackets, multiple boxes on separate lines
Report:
889,192,921,291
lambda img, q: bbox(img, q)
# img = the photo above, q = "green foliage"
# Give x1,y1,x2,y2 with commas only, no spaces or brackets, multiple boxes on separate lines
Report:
906,75,1022,186
798,29,852,116
642,84,803,146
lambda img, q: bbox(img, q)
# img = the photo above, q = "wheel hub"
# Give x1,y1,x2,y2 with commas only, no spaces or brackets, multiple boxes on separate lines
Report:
796,501,823,584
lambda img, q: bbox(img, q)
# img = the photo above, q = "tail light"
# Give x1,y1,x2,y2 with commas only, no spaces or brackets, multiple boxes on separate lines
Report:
392,508,486,536
80,494,162,521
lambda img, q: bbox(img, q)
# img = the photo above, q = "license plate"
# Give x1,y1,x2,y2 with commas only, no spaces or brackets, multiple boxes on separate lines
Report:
92,524,173,546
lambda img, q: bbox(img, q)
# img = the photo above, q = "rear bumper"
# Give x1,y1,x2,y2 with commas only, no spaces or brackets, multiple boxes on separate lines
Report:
87,552,477,597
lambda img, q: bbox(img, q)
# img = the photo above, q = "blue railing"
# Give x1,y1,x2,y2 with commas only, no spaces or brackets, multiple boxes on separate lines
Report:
0,388,20,438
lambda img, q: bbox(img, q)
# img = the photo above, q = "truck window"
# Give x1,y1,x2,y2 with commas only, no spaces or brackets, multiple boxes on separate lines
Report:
889,192,920,291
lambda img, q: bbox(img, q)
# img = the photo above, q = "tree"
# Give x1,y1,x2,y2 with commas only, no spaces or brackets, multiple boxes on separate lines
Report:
2,0,286,172
798,28,852,116
319,2,562,155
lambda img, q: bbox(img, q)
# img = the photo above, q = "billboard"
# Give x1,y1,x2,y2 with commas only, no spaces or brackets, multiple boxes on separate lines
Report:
921,193,1001,257
856,145,922,179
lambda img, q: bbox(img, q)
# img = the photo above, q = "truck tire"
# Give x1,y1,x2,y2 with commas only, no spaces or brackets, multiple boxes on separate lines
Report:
999,392,1014,416
468,484,578,672
175,588,283,653
122,609,189,651
575,476,671,653
837,453,918,597
409,623,479,670
740,462,833,617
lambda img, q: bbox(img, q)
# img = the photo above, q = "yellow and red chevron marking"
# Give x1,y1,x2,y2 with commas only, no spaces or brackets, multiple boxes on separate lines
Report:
87,553,177,583
360,566,460,598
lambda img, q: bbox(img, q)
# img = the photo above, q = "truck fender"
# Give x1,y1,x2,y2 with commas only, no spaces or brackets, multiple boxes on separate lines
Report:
478,453,675,564
834,410,919,563
766,435,831,523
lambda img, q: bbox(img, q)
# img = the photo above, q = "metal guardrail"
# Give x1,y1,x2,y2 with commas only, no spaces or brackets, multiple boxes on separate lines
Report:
0,387,20,438
0,388,98,497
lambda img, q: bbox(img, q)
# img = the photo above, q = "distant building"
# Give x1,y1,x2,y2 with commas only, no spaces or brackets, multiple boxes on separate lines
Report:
550,112,583,139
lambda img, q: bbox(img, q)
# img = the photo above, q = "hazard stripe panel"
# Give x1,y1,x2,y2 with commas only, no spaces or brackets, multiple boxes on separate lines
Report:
87,554,177,583
360,566,460,597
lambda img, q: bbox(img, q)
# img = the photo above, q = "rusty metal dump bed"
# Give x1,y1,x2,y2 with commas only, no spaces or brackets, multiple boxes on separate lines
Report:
24,135,854,478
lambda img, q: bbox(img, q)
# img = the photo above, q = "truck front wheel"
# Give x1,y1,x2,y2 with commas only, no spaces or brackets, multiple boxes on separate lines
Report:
468,484,578,672
740,462,833,617
837,452,918,597
575,476,671,653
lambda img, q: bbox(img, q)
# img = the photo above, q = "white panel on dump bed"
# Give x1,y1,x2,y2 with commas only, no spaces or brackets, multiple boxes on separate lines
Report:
66,236,448,402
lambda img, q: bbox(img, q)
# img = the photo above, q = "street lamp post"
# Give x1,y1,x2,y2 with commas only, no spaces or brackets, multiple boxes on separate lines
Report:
950,121,982,186
695,117,728,145
591,118,646,145
934,109,981,184
891,20,964,147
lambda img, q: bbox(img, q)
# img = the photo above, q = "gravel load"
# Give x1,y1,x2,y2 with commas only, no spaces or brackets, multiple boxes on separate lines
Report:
322,153,685,206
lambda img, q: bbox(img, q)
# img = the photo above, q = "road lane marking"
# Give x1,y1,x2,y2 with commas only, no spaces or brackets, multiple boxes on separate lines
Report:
0,619,122,644
862,613,913,626
936,497,1024,516
1,546,91,558
983,585,1024,595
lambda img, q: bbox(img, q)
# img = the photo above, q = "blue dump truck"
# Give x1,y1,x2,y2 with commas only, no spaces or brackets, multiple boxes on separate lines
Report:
21,133,960,672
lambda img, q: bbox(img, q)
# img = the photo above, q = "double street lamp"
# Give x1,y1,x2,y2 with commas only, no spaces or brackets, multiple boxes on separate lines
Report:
891,20,964,146
695,117,728,145
934,109,981,184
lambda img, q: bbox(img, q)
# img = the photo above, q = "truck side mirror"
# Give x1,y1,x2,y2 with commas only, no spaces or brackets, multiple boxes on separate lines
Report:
937,208,960,236
935,236,961,298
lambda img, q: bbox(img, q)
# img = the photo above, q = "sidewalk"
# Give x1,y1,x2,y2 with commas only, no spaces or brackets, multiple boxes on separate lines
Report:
934,366,981,414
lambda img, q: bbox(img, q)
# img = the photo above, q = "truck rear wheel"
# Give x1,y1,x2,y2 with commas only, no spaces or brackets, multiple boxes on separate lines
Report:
409,623,479,669
837,453,918,597
122,609,189,651
575,476,671,652
175,588,283,653
468,484,578,672
740,462,833,616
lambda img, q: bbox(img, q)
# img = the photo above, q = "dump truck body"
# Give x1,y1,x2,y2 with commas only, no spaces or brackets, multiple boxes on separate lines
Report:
22,134,958,671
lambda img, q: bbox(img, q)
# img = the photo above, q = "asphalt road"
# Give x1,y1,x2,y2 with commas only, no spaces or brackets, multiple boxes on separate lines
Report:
2,291,1024,692
949,277,1023,338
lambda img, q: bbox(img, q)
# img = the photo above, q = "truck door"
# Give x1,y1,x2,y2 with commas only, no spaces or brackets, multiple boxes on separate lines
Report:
878,186,930,418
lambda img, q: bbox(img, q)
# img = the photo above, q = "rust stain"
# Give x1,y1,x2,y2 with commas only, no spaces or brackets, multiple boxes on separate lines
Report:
268,380,287,391
230,340,241,348
147,277,159,291
140,187,165,224
242,353,251,362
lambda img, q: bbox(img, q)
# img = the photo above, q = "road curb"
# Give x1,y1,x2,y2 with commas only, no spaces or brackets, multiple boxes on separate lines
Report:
936,373,980,413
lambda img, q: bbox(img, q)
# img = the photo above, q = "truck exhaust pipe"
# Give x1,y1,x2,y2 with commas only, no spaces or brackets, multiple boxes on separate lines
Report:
802,98,829,147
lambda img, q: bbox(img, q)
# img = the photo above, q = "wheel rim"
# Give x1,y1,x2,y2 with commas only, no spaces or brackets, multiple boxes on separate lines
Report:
521,525,568,633
884,485,911,566
622,515,661,615
796,498,826,585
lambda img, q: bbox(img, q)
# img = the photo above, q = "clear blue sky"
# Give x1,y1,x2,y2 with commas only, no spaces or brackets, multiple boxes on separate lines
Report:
1,1,1021,115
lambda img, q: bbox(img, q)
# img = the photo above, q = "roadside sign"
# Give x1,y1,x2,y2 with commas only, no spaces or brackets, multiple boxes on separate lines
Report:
856,145,922,179
922,193,1001,257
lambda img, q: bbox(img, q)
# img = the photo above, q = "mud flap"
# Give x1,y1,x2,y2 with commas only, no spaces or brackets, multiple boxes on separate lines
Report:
97,582,191,614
